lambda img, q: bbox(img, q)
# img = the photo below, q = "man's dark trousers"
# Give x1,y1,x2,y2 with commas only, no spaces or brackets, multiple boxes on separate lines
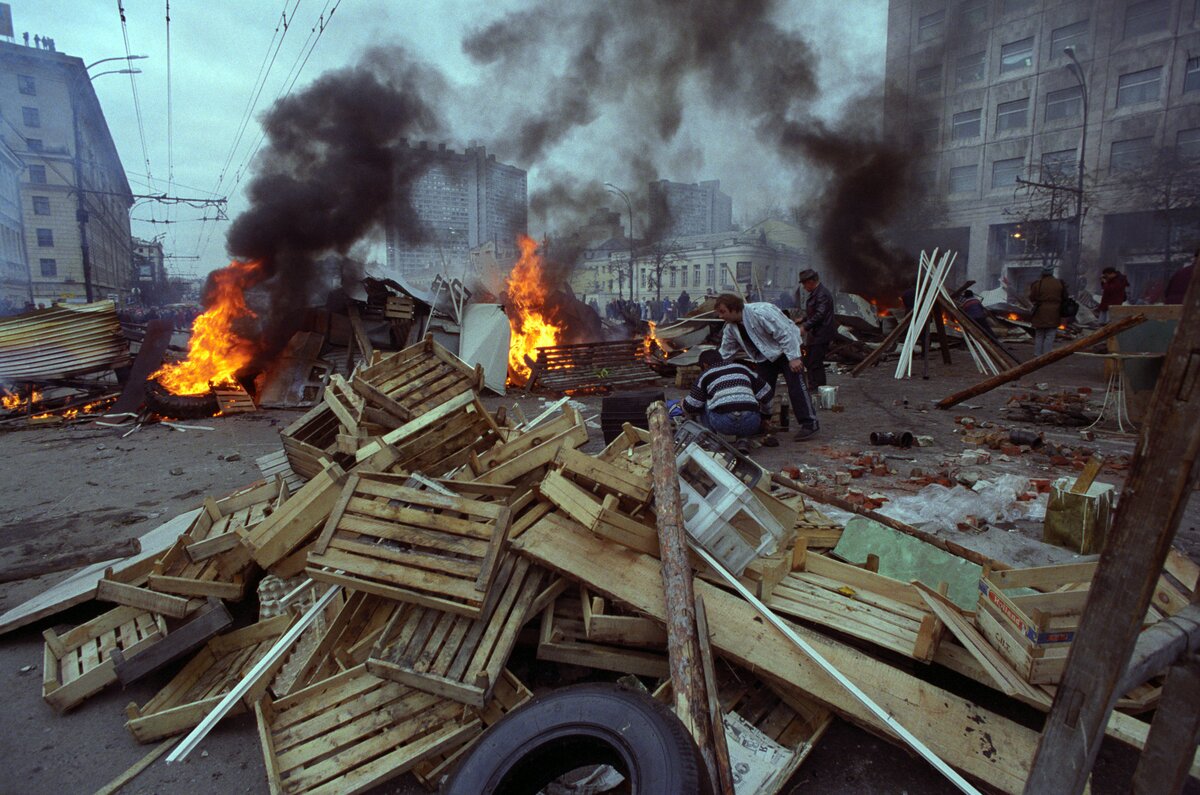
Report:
756,355,817,430
803,342,829,389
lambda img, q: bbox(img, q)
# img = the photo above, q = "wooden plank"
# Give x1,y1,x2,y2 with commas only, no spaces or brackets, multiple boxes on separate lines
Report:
512,515,1039,794
96,579,191,619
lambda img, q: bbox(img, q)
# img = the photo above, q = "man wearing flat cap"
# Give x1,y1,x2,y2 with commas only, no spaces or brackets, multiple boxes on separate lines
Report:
797,269,836,390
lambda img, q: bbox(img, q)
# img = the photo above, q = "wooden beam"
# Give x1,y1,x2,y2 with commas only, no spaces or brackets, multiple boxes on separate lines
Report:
1023,279,1200,795
512,516,1039,794
1116,602,1200,695
937,314,1147,410
1130,656,1200,795
647,401,719,790
0,537,140,584
850,312,913,377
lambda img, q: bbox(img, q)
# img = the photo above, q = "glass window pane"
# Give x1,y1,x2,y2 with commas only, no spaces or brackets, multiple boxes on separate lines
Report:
1000,37,1035,74
1124,0,1169,39
1002,0,1035,15
1050,20,1089,59
1186,57,1200,93
917,65,942,94
950,164,978,193
1116,67,1162,107
992,157,1025,188
952,108,982,140
39,259,56,277
996,98,1029,132
1111,137,1154,171
959,0,987,26
956,51,985,86
1045,86,1083,122
1177,128,1200,159
1042,149,1077,180
918,10,945,42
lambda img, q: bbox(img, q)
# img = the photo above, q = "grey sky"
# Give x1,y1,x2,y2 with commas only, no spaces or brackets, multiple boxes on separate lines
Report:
12,1,887,279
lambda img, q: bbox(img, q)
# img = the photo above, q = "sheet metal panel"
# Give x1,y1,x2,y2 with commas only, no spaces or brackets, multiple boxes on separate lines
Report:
0,301,131,383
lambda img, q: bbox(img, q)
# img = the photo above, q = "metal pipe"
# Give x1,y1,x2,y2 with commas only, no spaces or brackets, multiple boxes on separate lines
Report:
869,431,914,448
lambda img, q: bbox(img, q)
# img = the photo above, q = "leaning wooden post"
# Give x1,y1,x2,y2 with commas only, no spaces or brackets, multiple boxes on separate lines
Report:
1023,274,1200,794
646,401,720,791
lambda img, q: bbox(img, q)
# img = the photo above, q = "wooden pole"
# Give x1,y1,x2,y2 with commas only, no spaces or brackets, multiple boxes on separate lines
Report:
850,312,912,376
1130,657,1200,795
770,474,1010,571
1115,602,1200,695
695,594,736,795
1023,275,1200,795
936,294,1020,371
936,314,1146,409
0,537,141,584
646,401,719,790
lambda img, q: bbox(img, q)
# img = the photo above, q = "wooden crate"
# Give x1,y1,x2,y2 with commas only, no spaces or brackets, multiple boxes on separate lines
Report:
385,295,415,320
411,669,533,790
351,335,483,422
537,591,669,679
125,614,295,743
538,469,660,556
465,405,588,486
525,338,659,393
973,561,1095,685
284,591,402,696
307,473,512,619
256,664,478,795
653,659,834,795
43,605,167,712
355,390,504,478
242,463,348,572
214,384,256,414
280,402,345,480
257,449,306,493
184,478,289,563
366,554,544,707
146,534,249,601
766,553,944,662
554,445,652,507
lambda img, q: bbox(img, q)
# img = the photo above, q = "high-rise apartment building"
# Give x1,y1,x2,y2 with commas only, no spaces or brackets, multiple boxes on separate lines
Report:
0,40,133,306
648,179,734,239
887,0,1200,299
385,142,527,284
0,138,30,313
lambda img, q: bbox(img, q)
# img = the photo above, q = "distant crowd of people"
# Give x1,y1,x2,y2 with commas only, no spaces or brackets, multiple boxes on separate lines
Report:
118,305,199,331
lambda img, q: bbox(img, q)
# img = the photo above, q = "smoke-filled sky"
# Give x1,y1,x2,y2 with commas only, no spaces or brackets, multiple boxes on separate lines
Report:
12,0,887,280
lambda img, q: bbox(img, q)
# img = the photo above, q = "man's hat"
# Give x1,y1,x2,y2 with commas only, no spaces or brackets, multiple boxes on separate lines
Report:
798,268,818,282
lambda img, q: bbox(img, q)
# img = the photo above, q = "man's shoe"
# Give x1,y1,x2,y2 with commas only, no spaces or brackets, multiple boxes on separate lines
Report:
734,439,752,455
761,435,779,448
794,426,819,441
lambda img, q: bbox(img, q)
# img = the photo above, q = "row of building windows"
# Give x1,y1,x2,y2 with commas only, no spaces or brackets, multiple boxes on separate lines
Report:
940,127,1200,194
918,1,1181,50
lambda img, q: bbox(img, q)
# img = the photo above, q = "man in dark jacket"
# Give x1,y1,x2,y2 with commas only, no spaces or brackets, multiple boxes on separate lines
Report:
1097,267,1128,323
1165,250,1196,304
797,269,836,389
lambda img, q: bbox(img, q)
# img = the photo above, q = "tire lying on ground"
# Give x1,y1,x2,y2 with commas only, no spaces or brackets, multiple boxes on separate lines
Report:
143,378,219,420
442,682,713,795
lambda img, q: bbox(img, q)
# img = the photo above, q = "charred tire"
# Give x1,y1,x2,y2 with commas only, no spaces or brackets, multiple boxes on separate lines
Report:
442,682,713,795
143,379,219,420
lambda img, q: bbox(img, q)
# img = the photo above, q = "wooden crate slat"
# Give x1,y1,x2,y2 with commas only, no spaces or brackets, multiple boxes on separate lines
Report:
43,606,167,712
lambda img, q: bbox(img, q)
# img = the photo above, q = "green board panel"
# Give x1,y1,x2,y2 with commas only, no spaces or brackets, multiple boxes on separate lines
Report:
833,516,983,611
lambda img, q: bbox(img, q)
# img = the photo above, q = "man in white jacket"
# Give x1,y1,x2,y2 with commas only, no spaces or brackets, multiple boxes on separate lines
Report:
714,292,819,440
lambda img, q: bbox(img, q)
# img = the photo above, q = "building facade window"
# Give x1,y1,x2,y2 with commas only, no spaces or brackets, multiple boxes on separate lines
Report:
720,264,730,286
736,261,752,280
916,65,941,94
1178,128,1200,159
1110,136,1154,171
1186,57,1200,93
706,263,715,286
28,165,46,184
914,116,940,148
992,157,1024,188
17,75,35,95
1116,67,1162,107
914,169,936,191
36,228,54,247
32,196,50,215
21,107,40,128
1041,149,1077,179
1045,86,1083,121
1124,0,1169,39
949,164,978,193
692,263,700,286
952,108,982,140
669,267,677,288
1001,0,1035,14
1000,37,1035,74
959,0,987,26
918,9,945,42
996,98,1029,132
1050,20,1089,58
39,258,56,277
956,51,985,86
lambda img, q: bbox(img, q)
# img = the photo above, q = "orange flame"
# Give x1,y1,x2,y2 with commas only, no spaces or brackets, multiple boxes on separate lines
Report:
505,236,563,384
2,388,41,411
151,260,263,395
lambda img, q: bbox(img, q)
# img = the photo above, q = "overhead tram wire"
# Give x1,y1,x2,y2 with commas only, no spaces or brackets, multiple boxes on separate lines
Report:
165,0,175,254
116,1,155,192
194,0,304,260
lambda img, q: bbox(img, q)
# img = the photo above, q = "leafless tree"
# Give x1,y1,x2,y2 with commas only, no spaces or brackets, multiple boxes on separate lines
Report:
638,238,686,302
1003,160,1095,274
1127,149,1200,273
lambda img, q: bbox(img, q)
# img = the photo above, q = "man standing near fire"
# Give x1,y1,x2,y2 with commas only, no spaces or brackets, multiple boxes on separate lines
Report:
714,292,819,441
796,268,836,390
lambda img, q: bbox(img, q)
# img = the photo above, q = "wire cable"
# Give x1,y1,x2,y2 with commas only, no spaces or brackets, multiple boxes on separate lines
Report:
115,1,155,191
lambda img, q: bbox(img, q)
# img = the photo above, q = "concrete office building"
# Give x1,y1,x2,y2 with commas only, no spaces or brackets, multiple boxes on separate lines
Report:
887,0,1200,300
648,179,734,239
0,138,30,313
385,142,527,285
0,40,134,306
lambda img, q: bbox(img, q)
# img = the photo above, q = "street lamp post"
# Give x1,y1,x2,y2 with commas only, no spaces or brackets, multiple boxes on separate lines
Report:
1064,46,1088,292
605,183,635,302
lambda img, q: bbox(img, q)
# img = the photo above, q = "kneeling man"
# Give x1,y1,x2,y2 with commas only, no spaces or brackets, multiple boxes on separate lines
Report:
683,349,771,443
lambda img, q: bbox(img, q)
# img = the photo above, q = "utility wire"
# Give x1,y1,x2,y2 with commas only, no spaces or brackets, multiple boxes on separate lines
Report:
165,0,175,253
116,1,155,191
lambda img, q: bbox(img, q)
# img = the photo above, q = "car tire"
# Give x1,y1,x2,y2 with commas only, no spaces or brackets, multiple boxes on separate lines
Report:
442,682,712,795
143,378,219,420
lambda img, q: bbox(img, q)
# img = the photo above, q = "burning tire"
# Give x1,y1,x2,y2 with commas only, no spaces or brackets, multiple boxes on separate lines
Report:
144,378,219,420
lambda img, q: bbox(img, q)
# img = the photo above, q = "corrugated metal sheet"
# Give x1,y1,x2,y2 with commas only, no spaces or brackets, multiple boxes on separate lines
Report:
0,301,131,383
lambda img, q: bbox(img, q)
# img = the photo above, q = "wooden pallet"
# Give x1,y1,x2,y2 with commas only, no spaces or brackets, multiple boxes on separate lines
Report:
653,659,834,795
146,533,249,601
184,478,289,563
767,553,945,662
241,463,348,573
256,664,479,795
43,605,167,712
537,590,669,679
365,554,544,707
257,449,307,493
355,390,504,478
214,384,256,414
526,337,659,393
284,591,402,696
280,402,346,481
125,614,295,742
411,669,533,790
307,473,512,619
351,335,484,423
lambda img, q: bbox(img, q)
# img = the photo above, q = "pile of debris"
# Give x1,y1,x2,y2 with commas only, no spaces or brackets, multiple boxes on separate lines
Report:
11,335,1200,794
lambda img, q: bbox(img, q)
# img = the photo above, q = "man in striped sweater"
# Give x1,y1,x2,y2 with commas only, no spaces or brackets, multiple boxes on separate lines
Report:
683,349,772,444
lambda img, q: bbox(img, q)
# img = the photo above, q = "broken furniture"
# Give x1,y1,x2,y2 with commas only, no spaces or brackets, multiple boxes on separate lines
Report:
524,337,658,393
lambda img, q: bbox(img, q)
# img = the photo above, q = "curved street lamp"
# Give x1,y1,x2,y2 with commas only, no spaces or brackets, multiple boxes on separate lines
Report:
85,55,148,70
604,182,636,301
1063,46,1088,291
